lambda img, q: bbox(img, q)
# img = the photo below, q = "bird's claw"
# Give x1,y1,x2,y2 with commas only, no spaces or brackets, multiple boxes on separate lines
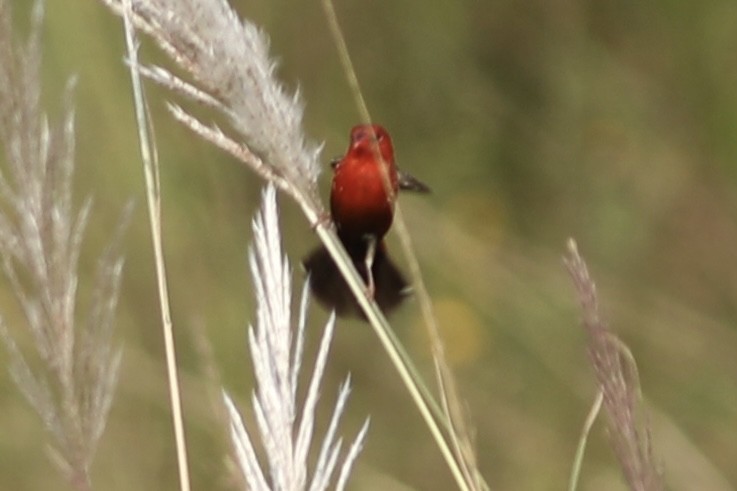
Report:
365,281,375,300
363,235,377,300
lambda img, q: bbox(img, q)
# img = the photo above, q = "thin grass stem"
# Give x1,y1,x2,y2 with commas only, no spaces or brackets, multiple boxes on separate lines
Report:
121,3,191,490
569,390,604,491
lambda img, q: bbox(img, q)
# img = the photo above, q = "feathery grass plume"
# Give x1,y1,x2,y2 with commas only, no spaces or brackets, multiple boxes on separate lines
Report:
223,185,368,491
564,239,663,491
99,0,323,209
0,1,128,489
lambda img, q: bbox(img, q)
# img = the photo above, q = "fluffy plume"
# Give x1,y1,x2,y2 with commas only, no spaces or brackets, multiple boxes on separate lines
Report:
100,0,323,203
0,1,128,489
223,185,368,491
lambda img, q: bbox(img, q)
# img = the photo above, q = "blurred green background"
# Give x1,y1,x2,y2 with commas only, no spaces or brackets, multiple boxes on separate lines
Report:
2,0,737,489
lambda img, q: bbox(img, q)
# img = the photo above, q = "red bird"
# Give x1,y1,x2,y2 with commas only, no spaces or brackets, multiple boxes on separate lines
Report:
304,124,429,318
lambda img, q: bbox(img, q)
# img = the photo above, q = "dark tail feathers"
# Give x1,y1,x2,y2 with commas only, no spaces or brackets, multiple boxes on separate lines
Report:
303,244,409,319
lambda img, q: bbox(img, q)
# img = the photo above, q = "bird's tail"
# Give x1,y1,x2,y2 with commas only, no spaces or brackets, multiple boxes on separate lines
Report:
302,243,409,319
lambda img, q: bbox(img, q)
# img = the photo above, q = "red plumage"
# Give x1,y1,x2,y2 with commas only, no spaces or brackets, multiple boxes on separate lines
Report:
304,125,429,318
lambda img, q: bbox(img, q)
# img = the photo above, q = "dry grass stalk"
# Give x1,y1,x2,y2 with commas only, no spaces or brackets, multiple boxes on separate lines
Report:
119,1,192,489
564,239,663,491
0,1,128,489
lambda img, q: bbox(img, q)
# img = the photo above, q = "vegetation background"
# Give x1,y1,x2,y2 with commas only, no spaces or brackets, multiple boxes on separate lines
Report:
2,0,736,489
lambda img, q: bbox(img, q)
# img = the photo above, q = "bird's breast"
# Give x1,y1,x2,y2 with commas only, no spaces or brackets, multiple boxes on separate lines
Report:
330,160,398,243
